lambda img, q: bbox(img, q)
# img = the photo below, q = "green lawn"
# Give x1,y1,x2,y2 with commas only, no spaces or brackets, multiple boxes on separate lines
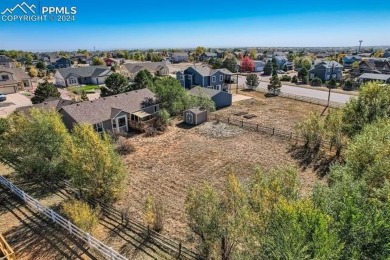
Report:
68,85,101,94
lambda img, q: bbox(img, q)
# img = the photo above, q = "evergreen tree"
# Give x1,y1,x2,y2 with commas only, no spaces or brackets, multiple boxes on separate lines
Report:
80,90,89,101
101,73,129,97
268,68,282,95
31,81,61,104
263,60,273,75
246,74,259,89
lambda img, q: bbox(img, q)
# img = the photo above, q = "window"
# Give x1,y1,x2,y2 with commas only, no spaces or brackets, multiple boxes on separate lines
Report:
118,117,127,127
1,75,9,81
154,105,158,113
69,77,77,84
94,122,104,132
212,76,216,82
220,75,223,81
112,119,117,129
188,75,192,80
180,75,184,80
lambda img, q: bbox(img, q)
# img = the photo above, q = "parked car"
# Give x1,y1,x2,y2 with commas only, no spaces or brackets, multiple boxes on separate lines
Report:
0,93,6,102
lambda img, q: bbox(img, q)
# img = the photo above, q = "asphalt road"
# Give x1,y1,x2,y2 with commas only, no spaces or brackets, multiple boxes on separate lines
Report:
236,75,354,104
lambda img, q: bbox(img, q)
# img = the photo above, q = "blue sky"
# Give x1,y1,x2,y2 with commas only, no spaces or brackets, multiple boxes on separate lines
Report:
0,0,389,51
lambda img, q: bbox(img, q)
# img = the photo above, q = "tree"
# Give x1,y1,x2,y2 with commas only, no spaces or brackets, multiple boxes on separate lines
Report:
351,61,360,69
291,75,298,83
31,81,60,104
245,74,259,90
63,124,126,203
263,60,273,75
0,108,70,181
101,73,129,97
310,77,322,86
195,46,206,61
249,49,258,60
327,79,337,88
92,57,104,66
133,69,154,90
222,57,238,73
144,194,164,232
36,61,46,70
80,90,89,101
295,112,325,157
61,200,100,234
209,58,223,69
268,68,282,95
240,56,255,72
297,67,308,81
189,89,216,112
28,67,38,78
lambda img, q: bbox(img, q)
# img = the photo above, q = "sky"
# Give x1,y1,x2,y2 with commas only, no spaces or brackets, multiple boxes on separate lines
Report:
0,0,389,51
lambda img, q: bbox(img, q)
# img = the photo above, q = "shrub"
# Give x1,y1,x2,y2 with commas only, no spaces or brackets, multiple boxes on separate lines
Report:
61,200,100,233
342,80,353,91
291,75,298,84
310,77,322,86
144,194,164,232
301,76,309,84
280,75,292,81
145,126,158,137
116,137,135,155
327,79,337,89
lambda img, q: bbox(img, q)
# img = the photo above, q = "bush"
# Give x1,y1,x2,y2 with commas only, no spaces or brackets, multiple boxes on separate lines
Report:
291,75,298,84
301,76,309,84
145,126,158,137
310,77,322,86
144,194,164,232
116,137,135,155
327,79,337,89
280,75,292,81
61,200,100,233
342,80,353,91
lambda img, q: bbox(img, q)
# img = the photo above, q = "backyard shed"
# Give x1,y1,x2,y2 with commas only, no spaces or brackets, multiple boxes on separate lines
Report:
184,108,208,126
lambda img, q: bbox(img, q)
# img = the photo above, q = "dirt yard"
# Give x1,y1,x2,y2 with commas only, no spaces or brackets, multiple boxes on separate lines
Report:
214,90,324,131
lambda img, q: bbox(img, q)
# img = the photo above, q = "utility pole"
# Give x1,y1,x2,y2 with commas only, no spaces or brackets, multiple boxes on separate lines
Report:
358,40,363,53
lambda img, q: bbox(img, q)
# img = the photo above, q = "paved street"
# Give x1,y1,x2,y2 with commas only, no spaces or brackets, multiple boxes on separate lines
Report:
0,93,32,118
236,75,354,104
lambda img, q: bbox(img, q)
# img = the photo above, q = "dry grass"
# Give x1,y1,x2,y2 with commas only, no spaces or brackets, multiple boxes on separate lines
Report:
214,90,324,131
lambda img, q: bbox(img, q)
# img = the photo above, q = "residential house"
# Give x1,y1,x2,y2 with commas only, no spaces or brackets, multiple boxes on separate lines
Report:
54,66,112,87
53,57,72,69
120,62,169,81
199,52,218,61
342,55,362,68
215,50,225,58
0,68,32,94
358,73,390,84
189,86,232,109
104,58,120,67
309,61,343,82
254,61,265,72
383,52,390,58
0,55,16,68
171,52,189,63
358,59,390,75
176,66,233,92
59,88,159,132
273,56,293,70
16,97,75,113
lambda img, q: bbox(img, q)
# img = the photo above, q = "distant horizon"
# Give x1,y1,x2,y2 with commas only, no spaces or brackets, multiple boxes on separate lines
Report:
1,0,389,50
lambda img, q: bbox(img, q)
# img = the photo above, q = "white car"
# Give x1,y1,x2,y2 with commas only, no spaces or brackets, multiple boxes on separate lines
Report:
0,92,6,102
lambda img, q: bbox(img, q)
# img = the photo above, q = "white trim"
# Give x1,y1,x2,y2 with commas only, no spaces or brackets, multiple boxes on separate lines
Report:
211,76,216,83
115,115,128,132
94,122,104,132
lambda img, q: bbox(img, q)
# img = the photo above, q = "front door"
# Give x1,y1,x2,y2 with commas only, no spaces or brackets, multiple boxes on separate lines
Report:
116,116,128,132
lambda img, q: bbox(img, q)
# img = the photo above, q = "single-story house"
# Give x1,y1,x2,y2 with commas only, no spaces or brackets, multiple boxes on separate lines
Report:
358,73,390,84
176,66,233,92
0,68,32,94
189,86,232,109
120,62,169,80
309,61,343,82
0,55,16,69
183,108,208,125
59,88,159,132
54,66,112,87
171,52,189,63
53,57,72,69
15,97,75,113
199,52,218,61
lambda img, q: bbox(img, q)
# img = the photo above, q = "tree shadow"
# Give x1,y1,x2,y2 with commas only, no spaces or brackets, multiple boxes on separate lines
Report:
175,122,196,130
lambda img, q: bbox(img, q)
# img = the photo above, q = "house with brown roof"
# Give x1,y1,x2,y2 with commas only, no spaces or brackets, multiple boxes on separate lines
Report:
120,62,169,81
15,97,75,113
358,59,390,75
0,67,32,94
0,55,17,68
59,88,159,132
54,66,112,87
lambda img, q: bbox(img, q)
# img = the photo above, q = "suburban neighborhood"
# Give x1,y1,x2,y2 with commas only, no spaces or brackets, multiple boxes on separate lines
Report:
1,0,390,259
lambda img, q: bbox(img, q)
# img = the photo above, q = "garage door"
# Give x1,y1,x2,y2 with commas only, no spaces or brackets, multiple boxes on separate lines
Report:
0,85,17,94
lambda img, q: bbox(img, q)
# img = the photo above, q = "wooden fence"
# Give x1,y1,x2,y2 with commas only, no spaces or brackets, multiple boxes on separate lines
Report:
0,176,128,260
0,234,15,260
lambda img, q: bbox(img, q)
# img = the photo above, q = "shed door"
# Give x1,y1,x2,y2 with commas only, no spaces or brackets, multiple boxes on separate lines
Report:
186,113,194,124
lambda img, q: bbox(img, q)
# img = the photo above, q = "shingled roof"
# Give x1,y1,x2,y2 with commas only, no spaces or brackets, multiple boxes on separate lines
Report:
60,88,156,125
0,55,14,63
15,98,75,113
56,66,111,79
0,67,30,80
122,62,168,74
183,66,233,77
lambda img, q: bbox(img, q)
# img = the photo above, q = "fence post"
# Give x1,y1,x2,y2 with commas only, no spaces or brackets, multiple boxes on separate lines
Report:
68,220,72,234
177,241,182,259
241,120,244,127
110,247,114,260
272,128,275,136
87,233,91,246
50,209,55,222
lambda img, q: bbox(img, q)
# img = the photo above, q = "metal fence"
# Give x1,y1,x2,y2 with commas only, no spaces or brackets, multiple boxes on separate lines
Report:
0,176,128,260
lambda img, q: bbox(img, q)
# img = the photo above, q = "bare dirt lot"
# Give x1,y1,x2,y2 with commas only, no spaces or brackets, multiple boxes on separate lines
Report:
214,90,324,131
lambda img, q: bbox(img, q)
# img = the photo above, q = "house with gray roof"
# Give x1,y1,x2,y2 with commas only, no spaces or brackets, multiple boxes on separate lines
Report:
199,52,218,61
0,67,32,94
0,55,16,69
176,66,233,92
342,55,362,68
309,61,343,82
358,73,390,84
171,52,189,63
188,86,232,108
16,97,75,113
358,59,390,75
120,62,169,80
59,88,159,132
54,66,112,87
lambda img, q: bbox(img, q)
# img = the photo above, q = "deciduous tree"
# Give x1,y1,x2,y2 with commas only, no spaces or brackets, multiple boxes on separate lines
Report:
101,73,129,97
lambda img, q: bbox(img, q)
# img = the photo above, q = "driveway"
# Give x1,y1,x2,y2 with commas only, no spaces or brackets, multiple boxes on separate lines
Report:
0,93,32,118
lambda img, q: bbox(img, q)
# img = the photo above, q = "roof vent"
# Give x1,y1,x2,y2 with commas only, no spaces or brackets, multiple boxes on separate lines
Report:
77,103,80,106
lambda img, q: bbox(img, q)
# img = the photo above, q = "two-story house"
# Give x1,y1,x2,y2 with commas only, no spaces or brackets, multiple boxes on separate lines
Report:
176,66,233,92
171,52,189,63
358,59,390,75
0,55,17,68
53,57,72,69
54,66,112,87
309,61,343,82
0,68,32,94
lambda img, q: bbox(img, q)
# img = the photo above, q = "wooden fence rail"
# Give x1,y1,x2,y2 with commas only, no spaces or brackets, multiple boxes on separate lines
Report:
0,176,128,260
0,234,15,260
